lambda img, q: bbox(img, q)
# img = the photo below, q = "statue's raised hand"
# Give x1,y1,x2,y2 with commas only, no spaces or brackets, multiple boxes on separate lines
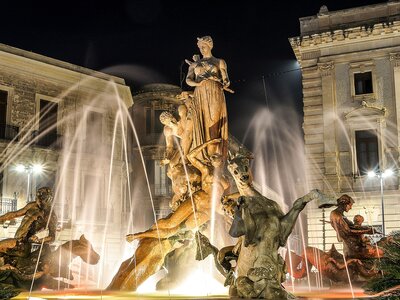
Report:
292,189,322,210
126,234,135,243
307,189,323,202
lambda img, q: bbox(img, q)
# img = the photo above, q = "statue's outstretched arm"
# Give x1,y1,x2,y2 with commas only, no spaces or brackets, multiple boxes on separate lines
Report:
0,203,34,223
280,189,321,246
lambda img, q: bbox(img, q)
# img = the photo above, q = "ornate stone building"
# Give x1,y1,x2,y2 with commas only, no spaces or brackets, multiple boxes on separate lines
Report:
0,43,133,285
290,1,400,250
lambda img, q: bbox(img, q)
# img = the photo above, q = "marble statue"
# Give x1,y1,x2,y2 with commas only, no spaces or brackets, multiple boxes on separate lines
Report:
288,194,385,285
126,138,229,240
195,152,323,299
109,36,317,299
330,194,383,259
159,104,193,166
109,36,235,287
0,187,57,256
287,244,378,285
0,188,100,297
0,235,99,297
186,35,230,160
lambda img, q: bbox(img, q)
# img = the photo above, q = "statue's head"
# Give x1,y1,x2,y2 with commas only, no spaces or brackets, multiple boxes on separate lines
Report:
227,151,253,188
159,111,177,126
337,194,354,212
36,187,53,206
353,214,364,226
177,104,187,118
197,36,213,55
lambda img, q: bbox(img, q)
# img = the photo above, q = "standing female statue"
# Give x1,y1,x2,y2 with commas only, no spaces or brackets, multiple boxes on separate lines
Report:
186,36,231,160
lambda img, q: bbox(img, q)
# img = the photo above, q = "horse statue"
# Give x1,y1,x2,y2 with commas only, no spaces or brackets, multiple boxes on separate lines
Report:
0,235,100,297
286,244,378,285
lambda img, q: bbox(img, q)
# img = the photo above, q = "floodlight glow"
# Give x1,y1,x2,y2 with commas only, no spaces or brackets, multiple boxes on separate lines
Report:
32,164,43,174
15,164,26,173
382,169,394,178
367,170,376,178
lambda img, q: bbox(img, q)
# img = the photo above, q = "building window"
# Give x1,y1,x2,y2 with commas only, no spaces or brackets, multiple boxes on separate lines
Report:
0,90,7,125
356,130,379,175
0,168,3,198
38,99,58,147
154,110,164,134
354,72,373,95
0,90,8,139
144,159,154,182
145,108,151,135
85,110,103,153
144,108,166,135
154,160,169,196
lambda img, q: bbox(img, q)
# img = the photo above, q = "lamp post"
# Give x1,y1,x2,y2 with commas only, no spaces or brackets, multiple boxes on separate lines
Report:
15,163,43,203
367,169,394,236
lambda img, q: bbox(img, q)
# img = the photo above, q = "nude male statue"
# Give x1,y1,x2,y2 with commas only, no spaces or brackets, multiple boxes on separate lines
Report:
0,187,57,257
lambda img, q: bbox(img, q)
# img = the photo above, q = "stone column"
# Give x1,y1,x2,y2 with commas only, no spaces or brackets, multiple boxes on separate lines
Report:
390,53,400,188
390,53,400,159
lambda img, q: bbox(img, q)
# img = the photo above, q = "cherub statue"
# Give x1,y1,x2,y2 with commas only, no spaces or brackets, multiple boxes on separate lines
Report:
159,107,197,210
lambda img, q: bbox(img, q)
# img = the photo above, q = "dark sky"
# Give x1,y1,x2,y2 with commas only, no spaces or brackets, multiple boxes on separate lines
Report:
0,0,383,142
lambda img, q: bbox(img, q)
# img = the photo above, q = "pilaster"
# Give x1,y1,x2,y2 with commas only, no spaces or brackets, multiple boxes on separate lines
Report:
318,61,340,191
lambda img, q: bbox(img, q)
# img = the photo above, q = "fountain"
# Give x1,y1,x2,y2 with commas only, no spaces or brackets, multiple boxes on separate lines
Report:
0,34,399,300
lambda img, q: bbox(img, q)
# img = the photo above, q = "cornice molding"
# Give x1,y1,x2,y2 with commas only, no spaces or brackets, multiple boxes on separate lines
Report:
290,21,400,50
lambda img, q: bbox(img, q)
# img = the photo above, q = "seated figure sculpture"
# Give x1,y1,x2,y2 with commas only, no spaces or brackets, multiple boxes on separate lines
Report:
0,187,100,297
288,195,384,285
330,194,383,259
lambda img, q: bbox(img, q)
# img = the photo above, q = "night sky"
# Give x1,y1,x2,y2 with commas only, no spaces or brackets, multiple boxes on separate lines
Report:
0,0,383,143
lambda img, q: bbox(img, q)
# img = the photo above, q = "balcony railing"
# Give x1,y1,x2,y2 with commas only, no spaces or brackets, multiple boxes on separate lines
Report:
0,197,17,216
0,124,19,141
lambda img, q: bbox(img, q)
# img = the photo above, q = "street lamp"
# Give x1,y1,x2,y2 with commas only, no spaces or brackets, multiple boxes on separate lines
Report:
367,169,394,236
15,163,43,202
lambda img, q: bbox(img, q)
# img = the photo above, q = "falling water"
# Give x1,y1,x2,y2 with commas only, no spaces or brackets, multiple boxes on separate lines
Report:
2,66,396,299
